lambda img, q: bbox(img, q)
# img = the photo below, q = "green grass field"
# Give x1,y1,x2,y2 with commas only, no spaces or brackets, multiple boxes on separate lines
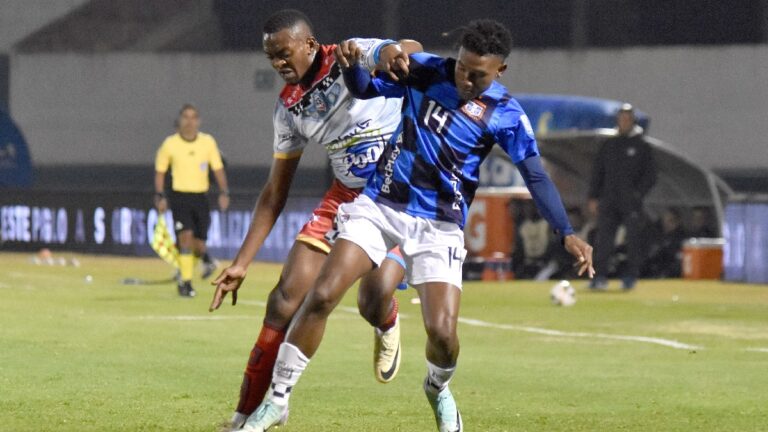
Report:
1,252,767,431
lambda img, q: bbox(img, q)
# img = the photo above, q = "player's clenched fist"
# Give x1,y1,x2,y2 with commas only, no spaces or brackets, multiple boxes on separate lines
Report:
377,43,410,81
334,39,363,69
209,264,247,311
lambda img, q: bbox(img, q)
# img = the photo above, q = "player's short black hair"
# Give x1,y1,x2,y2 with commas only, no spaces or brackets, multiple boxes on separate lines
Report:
179,103,198,116
263,9,314,35
458,19,512,58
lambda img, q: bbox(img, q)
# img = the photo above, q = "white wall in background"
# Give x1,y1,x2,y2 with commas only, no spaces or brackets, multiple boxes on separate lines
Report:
10,45,768,170
11,53,327,168
500,44,768,170
0,0,88,52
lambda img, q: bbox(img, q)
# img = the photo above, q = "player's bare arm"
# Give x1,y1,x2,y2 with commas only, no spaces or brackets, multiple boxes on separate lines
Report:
209,156,301,311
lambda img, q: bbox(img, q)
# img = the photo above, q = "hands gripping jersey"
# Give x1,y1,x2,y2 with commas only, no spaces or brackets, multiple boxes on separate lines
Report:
273,41,402,189
347,53,539,228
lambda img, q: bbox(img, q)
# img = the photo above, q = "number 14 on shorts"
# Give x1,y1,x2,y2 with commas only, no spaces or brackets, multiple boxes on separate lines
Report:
447,246,464,268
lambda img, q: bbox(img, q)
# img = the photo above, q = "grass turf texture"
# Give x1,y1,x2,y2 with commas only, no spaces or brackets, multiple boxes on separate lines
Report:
1,252,767,431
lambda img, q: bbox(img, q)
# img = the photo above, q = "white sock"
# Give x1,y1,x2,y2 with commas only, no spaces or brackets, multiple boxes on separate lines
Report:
425,360,456,394
267,343,309,406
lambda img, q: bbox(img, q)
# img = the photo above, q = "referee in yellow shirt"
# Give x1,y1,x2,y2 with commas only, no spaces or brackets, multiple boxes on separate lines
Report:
154,104,230,297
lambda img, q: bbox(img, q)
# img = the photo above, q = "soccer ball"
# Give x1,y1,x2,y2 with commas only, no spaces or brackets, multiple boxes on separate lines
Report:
550,280,576,307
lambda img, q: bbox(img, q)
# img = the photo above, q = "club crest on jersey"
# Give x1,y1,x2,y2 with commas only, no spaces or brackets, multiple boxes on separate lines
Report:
312,91,329,114
461,100,486,119
283,63,343,119
300,82,341,120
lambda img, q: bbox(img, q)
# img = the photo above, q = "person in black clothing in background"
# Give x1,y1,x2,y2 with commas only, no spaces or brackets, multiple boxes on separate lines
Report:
689,206,717,238
512,200,556,279
642,208,687,278
588,104,656,290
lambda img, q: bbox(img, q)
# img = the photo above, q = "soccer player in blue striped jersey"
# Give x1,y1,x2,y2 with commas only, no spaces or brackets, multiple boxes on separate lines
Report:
241,20,594,432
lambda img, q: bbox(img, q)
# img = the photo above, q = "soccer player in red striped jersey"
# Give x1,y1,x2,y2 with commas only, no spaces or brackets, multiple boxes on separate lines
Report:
207,9,422,430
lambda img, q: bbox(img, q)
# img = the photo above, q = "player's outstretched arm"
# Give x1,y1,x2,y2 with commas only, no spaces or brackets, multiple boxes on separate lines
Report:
516,155,595,278
339,38,422,81
337,55,406,100
209,156,301,311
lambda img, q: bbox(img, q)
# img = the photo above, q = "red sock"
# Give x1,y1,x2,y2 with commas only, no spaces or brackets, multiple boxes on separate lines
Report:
377,297,399,332
236,322,286,415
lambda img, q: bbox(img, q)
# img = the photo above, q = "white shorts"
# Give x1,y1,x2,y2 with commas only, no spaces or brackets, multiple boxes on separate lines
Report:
337,194,466,289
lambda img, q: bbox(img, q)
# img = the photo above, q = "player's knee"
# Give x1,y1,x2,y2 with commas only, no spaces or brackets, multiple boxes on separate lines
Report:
424,318,458,353
304,283,340,318
265,282,301,326
356,291,382,325
177,232,194,248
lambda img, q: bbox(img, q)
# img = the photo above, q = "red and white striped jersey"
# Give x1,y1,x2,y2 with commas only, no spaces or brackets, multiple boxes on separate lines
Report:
272,40,402,189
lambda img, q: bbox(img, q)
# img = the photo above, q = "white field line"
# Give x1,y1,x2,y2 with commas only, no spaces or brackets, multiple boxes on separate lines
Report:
457,317,701,351
238,300,701,351
239,300,414,319
137,315,253,321
745,347,768,353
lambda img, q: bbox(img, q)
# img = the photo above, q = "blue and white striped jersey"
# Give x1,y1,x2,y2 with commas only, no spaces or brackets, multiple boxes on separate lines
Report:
349,52,539,228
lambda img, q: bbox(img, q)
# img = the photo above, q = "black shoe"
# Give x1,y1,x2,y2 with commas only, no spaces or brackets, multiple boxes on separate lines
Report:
589,277,608,291
621,277,637,291
201,259,218,280
177,281,196,298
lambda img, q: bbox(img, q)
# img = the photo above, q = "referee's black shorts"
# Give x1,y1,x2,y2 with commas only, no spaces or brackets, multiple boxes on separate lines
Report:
169,191,211,240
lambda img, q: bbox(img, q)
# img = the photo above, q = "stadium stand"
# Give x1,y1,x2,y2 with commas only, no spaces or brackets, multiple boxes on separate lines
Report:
15,0,220,52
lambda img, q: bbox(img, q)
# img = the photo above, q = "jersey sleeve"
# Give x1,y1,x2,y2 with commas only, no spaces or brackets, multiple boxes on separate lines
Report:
369,71,407,98
209,137,224,170
272,101,307,159
346,38,397,71
494,104,539,163
343,64,406,99
343,51,448,100
154,139,171,173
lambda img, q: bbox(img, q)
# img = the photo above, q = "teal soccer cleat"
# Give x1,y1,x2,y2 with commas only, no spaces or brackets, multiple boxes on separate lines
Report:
235,401,289,432
424,379,463,432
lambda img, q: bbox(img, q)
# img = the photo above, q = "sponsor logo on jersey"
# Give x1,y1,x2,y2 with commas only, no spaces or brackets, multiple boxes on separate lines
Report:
327,120,386,151
381,139,402,194
343,142,383,179
449,168,464,210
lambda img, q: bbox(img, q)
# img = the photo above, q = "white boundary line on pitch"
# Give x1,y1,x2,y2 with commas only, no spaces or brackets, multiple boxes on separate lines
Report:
237,300,701,351
457,317,701,351
745,347,768,353
137,315,253,321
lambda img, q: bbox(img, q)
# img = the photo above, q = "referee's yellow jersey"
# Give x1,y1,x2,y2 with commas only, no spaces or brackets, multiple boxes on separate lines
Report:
155,132,224,193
